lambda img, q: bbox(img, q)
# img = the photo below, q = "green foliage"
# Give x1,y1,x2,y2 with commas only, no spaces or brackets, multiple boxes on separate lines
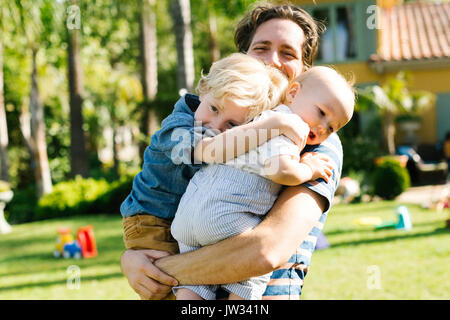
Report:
5,174,134,223
0,180,11,192
35,174,135,220
5,185,37,224
372,158,411,200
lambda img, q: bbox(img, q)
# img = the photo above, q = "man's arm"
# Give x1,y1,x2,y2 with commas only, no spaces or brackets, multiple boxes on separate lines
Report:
154,185,327,285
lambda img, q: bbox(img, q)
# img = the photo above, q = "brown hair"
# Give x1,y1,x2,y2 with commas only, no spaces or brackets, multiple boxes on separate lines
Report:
234,2,325,70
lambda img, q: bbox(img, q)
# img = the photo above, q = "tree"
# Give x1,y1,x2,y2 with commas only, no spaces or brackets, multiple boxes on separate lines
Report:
67,0,89,178
13,0,53,198
170,0,195,93
139,0,158,152
358,72,435,154
0,25,9,182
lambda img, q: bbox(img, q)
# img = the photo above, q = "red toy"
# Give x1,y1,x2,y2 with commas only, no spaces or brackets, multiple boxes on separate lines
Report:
77,225,98,258
54,225,98,259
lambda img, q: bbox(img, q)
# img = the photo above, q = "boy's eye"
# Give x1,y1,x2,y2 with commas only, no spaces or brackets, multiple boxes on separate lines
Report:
318,108,325,116
228,121,238,128
210,106,218,113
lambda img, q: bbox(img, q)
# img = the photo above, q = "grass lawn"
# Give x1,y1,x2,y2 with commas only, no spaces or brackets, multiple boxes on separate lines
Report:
0,201,449,299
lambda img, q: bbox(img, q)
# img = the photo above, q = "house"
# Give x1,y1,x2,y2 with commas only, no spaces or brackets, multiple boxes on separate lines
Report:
292,0,450,146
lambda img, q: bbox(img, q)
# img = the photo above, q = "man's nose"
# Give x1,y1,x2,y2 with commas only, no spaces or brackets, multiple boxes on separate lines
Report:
267,51,282,69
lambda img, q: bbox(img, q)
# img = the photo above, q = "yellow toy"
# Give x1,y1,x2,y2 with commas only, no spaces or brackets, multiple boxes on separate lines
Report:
54,228,74,258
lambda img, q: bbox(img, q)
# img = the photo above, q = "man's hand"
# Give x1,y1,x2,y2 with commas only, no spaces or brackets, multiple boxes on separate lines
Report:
120,249,178,300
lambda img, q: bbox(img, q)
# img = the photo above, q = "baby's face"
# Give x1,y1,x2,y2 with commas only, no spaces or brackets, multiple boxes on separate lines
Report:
194,93,248,133
285,77,354,145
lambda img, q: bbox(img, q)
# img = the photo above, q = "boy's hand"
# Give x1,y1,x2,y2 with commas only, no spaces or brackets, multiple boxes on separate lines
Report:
275,113,310,151
300,152,333,183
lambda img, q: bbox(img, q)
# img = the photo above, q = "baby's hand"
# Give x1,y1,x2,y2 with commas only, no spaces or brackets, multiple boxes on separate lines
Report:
300,152,333,183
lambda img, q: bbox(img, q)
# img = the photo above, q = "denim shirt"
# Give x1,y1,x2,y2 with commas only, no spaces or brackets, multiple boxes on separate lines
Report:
120,94,213,220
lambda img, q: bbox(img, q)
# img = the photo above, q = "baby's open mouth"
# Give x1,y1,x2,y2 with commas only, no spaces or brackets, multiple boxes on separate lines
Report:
308,131,316,140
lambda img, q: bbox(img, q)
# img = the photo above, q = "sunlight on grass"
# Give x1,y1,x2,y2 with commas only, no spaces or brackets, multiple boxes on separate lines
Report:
0,203,449,300
302,201,450,300
0,215,138,300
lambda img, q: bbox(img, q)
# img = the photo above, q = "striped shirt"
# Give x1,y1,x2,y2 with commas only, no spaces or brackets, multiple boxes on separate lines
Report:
262,132,343,300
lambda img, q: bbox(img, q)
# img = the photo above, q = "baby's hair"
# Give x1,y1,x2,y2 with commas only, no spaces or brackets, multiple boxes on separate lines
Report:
294,66,356,106
196,53,289,122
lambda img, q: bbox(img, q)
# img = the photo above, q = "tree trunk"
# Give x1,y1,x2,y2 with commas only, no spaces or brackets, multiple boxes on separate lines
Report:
28,48,52,198
0,32,9,182
170,0,195,93
385,112,396,155
67,0,89,178
208,8,220,63
139,0,159,155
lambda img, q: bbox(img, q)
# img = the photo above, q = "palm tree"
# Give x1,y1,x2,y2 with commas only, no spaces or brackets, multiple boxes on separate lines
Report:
170,0,195,93
67,0,89,178
358,72,435,155
0,24,9,182
12,0,53,198
139,0,158,151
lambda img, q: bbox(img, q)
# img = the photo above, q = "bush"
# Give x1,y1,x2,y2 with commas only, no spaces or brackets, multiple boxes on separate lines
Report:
6,174,135,223
5,185,37,224
372,158,411,200
35,176,111,220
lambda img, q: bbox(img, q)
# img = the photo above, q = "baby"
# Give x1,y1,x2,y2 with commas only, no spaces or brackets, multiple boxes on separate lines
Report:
171,65,355,300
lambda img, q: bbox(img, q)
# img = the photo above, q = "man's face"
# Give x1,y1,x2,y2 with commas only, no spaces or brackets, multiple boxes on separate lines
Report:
194,93,248,133
247,18,305,80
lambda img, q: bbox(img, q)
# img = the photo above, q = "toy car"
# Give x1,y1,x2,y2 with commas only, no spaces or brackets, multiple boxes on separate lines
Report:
63,241,82,259
53,226,97,259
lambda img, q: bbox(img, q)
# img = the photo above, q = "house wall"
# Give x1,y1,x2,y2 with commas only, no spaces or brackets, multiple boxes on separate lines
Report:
288,0,449,145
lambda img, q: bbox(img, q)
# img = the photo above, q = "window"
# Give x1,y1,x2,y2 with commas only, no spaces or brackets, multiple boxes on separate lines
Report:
312,5,357,62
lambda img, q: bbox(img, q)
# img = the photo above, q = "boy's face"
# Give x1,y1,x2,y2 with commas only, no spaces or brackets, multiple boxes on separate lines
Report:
194,93,248,133
285,78,353,145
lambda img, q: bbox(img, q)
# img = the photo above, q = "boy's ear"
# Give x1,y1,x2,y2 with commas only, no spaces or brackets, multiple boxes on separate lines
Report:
285,82,301,104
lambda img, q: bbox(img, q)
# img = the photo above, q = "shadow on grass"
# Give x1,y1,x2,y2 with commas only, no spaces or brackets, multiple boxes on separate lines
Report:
324,220,446,237
0,271,124,292
329,227,449,248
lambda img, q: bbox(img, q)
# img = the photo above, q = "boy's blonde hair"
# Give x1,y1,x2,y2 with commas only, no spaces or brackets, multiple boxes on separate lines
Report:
196,53,288,122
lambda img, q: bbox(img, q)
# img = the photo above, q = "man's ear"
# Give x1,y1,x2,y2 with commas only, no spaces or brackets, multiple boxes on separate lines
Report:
285,82,301,104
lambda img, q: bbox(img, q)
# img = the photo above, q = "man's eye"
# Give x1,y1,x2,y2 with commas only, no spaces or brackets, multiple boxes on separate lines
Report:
283,51,296,58
253,47,267,52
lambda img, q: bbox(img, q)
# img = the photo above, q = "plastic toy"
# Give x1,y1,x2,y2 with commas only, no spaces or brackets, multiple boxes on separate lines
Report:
353,216,383,226
54,225,98,259
375,206,412,231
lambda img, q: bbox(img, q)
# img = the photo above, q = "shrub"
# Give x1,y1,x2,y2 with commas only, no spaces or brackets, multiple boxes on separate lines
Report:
6,173,135,223
35,176,110,220
34,174,134,221
5,185,37,224
372,157,410,200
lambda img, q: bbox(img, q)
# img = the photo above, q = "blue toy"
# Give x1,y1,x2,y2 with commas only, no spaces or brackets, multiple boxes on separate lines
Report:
62,241,83,259
375,205,412,230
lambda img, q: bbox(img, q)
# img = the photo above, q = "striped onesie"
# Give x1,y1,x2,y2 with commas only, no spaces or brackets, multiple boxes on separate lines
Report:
171,105,343,300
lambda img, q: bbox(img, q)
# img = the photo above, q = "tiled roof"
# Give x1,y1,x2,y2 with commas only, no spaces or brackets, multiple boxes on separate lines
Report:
372,1,450,62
